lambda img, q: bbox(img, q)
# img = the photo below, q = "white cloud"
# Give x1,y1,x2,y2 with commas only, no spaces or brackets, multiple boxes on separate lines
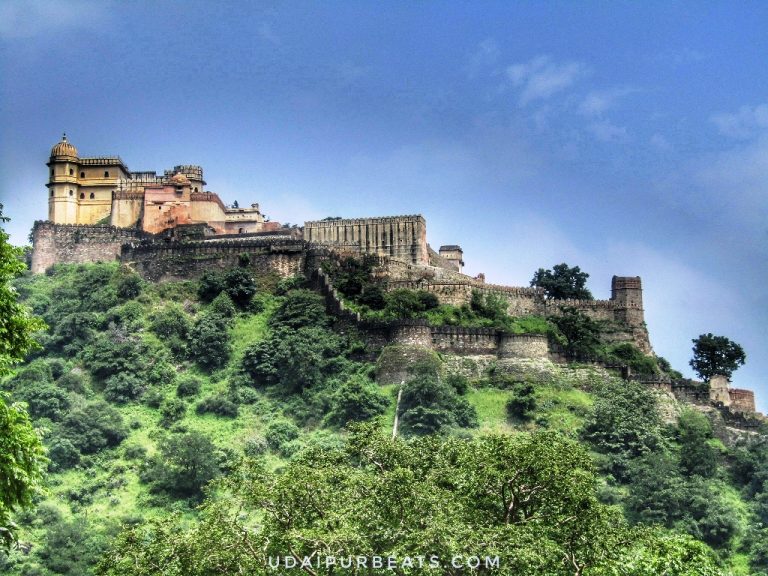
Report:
579,87,636,116
0,0,112,39
711,103,768,139
506,55,589,105
588,120,627,142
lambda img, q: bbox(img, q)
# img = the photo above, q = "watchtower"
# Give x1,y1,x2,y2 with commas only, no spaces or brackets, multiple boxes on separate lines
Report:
611,276,644,325
47,134,80,224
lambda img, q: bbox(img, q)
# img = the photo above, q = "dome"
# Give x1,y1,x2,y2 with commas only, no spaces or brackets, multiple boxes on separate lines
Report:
170,172,190,185
50,133,78,158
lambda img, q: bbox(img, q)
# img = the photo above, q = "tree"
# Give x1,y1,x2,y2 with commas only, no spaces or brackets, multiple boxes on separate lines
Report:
0,205,47,550
550,306,601,359
690,333,746,381
97,426,721,576
530,263,593,300
141,431,220,499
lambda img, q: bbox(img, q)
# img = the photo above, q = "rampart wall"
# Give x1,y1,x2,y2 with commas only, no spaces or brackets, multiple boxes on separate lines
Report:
31,221,148,273
121,238,305,282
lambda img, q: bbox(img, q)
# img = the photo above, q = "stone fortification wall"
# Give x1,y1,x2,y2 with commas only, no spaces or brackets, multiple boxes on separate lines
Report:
121,238,305,282
498,334,549,359
431,325,498,355
729,389,756,414
304,215,428,265
31,221,148,273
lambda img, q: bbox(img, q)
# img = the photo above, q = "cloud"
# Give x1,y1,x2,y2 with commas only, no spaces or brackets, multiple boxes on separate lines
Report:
711,103,768,139
579,87,636,116
588,120,627,142
0,0,112,39
506,55,589,105
466,38,501,78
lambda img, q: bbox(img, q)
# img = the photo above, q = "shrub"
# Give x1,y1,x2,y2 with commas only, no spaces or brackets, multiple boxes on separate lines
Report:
47,437,81,472
243,435,268,457
141,431,220,499
104,373,146,404
176,375,203,398
57,370,89,395
142,387,165,409
188,314,231,371
222,268,257,308
265,420,300,455
198,270,225,302
209,292,237,318
196,394,239,418
115,270,144,300
61,401,128,454
325,375,389,427
506,382,537,422
160,398,187,428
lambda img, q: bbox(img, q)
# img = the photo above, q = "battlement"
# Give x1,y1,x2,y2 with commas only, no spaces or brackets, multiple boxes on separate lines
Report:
78,156,128,169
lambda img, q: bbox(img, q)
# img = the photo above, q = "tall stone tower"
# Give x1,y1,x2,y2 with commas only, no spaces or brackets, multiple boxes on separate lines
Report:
611,276,644,326
47,134,80,224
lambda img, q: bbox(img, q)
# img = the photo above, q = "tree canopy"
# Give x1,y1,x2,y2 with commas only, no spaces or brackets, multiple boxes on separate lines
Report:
530,263,593,300
689,333,746,381
0,205,47,550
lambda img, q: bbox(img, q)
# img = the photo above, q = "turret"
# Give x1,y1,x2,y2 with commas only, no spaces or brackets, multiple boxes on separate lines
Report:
46,134,80,223
611,276,644,325
439,245,464,273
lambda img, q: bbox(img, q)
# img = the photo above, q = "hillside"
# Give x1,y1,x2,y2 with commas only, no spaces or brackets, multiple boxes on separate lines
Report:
1,260,768,576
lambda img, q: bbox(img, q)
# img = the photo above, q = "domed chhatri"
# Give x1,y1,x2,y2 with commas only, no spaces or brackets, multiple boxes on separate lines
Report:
50,133,78,158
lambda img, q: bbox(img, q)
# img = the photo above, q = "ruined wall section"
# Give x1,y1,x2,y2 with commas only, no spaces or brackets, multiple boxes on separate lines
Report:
31,221,147,273
121,237,305,282
305,215,428,265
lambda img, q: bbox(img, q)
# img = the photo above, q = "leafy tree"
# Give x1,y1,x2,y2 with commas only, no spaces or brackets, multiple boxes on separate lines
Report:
325,374,389,427
530,262,593,300
677,409,717,478
188,314,231,371
383,288,439,318
264,419,300,456
197,270,225,302
97,426,721,576
115,269,144,300
159,397,187,427
398,360,477,435
61,401,128,454
221,267,257,308
195,394,238,418
550,306,601,358
176,374,203,398
690,333,746,380
0,205,47,550
271,289,329,329
506,381,537,422
582,379,665,481
141,431,220,499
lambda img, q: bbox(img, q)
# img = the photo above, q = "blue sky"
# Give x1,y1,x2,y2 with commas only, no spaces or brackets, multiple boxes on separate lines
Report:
1,1,766,411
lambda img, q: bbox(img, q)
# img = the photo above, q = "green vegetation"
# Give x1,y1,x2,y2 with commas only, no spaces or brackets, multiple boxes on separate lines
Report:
690,333,747,381
530,262,593,300
0,249,765,575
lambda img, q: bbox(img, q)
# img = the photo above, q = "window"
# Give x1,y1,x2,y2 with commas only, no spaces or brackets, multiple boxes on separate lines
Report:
80,192,85,199
239,228,245,234
50,190,54,197
194,187,198,192
50,169,54,177
69,168,74,176
80,171,85,178
89,192,95,199
104,171,110,178
175,186,183,195
69,190,73,196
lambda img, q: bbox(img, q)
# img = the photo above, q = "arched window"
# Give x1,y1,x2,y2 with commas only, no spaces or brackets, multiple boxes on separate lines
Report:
69,168,74,176
50,190,54,197
104,171,109,178
89,192,95,199
194,187,198,192
80,171,85,178
69,190,73,196
79,192,85,199
239,228,244,234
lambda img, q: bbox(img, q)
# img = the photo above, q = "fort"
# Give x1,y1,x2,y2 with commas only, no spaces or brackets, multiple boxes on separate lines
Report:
30,135,758,415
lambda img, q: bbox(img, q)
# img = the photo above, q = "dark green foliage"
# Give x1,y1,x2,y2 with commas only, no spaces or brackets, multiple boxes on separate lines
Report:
325,375,389,427
115,270,144,300
37,517,113,576
209,292,236,318
221,268,257,308
690,333,746,380
242,326,342,393
151,303,192,357
176,375,203,398
159,398,187,427
57,370,88,395
530,262,593,300
445,373,470,395
13,380,71,420
188,314,231,371
470,290,509,324
271,289,329,329
49,311,98,354
550,306,601,358
357,284,386,309
398,361,478,435
323,255,379,300
264,419,300,456
626,451,686,526
103,373,146,404
197,270,225,302
506,381,537,421
603,342,658,376
61,401,128,454
582,380,664,481
243,435,268,457
274,275,306,295
142,387,165,409
141,431,220,499
657,356,684,380
383,289,439,318
677,410,717,478
195,394,239,418
47,437,81,471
